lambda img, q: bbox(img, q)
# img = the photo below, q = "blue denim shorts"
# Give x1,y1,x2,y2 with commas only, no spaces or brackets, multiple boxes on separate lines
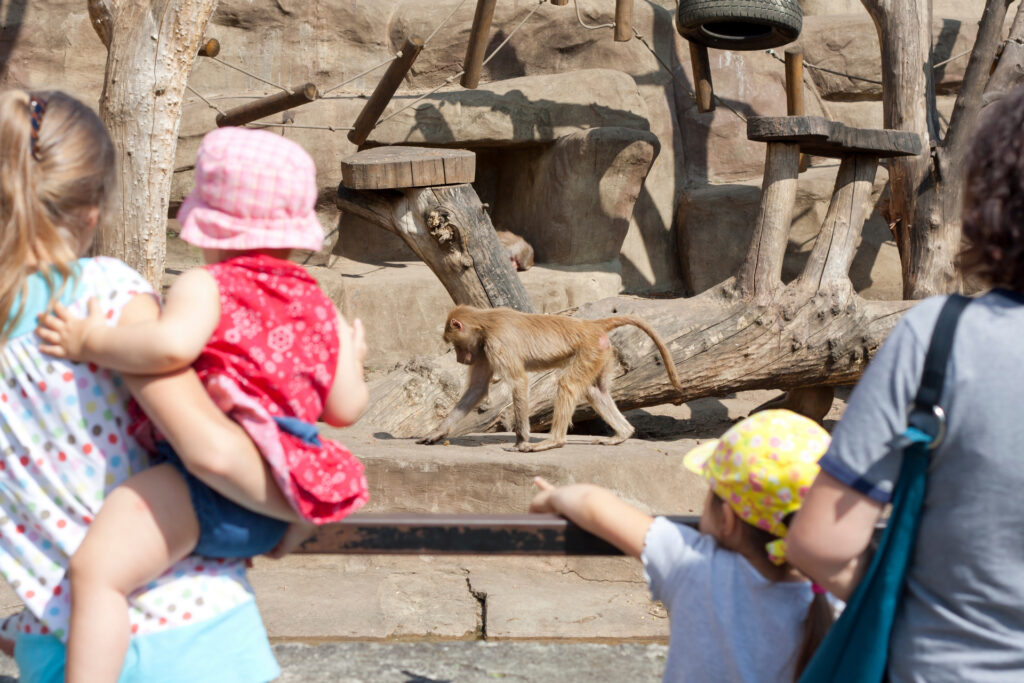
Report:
155,441,289,559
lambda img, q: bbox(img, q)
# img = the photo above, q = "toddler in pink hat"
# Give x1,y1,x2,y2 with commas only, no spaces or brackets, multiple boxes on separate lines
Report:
37,126,370,681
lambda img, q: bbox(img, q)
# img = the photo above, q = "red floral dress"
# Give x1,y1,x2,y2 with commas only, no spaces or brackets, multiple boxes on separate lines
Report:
191,254,368,523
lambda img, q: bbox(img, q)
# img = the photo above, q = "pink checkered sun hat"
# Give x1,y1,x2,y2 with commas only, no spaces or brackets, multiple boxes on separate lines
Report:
178,127,324,252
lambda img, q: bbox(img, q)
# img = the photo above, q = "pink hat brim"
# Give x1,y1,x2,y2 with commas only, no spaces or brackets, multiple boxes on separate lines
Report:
177,190,325,252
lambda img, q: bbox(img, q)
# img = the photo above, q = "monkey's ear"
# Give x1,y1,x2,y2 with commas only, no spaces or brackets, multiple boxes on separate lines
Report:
451,318,463,331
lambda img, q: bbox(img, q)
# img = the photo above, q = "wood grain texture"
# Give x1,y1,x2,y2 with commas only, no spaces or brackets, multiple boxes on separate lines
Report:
341,146,476,190
747,116,921,157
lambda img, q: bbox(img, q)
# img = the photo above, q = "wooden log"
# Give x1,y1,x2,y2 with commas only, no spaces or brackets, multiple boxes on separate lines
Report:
736,142,799,302
341,146,475,190
215,82,317,127
197,37,219,58
550,0,570,5
784,47,809,172
798,154,879,291
348,36,424,146
461,0,498,89
614,0,633,42
688,41,715,113
337,182,536,312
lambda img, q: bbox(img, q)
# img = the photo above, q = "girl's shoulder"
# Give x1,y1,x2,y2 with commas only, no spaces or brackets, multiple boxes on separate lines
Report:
77,256,154,297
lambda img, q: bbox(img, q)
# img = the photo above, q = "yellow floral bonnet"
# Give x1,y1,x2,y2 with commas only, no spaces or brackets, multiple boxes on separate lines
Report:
683,409,830,565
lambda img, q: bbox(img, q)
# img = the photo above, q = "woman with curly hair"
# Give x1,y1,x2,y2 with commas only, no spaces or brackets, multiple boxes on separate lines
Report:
785,83,1024,681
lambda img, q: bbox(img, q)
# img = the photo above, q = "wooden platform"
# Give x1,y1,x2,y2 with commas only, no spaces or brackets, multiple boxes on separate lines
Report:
340,145,476,190
747,116,922,158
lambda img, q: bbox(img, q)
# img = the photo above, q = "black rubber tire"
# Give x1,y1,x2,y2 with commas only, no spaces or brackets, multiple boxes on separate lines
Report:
676,0,802,51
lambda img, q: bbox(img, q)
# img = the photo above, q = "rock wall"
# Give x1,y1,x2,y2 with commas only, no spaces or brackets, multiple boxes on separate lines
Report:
0,0,1003,364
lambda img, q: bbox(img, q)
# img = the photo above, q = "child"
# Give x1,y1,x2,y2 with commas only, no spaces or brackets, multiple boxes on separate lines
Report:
530,409,836,683
37,126,370,682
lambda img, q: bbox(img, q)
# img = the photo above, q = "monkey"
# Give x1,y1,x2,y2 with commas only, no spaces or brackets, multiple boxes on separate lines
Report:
496,230,534,271
418,305,684,452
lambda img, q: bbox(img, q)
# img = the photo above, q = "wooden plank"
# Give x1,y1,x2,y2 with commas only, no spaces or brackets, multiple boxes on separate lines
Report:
746,116,922,158
341,146,476,190
300,513,700,555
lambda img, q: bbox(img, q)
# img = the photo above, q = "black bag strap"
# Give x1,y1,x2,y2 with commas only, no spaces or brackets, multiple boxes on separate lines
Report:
908,294,970,441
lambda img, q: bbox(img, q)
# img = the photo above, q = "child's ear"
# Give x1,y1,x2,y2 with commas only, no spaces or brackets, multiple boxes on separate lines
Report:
720,501,738,537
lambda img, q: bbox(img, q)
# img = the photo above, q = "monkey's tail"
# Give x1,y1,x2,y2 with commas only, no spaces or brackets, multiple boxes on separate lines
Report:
599,316,684,396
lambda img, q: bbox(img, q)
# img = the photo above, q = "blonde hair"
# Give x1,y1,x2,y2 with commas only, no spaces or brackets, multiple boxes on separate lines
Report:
0,89,116,345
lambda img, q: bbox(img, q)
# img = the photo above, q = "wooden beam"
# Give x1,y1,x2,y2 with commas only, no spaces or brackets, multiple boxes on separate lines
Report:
461,0,498,89
747,116,922,158
688,41,714,113
784,47,809,172
614,0,633,42
215,82,317,127
348,36,424,146
197,37,219,58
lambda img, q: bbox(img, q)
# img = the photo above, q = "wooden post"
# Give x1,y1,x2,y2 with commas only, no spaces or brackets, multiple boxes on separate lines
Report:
197,37,219,58
614,0,633,42
348,36,424,146
461,0,498,89
688,41,715,113
550,0,569,5
215,82,317,127
784,47,808,171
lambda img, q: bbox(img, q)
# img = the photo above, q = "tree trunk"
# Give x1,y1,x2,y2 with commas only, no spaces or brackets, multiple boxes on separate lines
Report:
983,1,1024,107
865,0,1013,299
337,183,536,312
88,0,215,289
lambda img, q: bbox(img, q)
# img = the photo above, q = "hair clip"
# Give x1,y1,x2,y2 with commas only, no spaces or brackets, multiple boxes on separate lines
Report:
29,96,47,162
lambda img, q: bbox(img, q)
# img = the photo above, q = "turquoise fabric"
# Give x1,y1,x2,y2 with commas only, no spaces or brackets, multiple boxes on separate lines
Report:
13,600,280,683
5,260,84,339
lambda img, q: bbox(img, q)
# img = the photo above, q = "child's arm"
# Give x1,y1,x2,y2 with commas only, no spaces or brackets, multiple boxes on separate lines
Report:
322,312,369,427
529,477,654,559
36,268,220,375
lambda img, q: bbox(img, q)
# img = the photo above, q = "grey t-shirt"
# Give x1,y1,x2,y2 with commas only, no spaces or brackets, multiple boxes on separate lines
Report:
821,290,1024,682
643,516,816,682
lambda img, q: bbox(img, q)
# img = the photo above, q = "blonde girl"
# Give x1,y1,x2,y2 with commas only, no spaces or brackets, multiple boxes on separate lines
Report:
0,89,283,682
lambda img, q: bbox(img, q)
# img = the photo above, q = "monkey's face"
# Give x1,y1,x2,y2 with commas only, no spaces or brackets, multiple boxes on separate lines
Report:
443,316,480,365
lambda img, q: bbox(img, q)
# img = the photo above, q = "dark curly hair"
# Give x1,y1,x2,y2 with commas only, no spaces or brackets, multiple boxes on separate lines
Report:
960,84,1024,291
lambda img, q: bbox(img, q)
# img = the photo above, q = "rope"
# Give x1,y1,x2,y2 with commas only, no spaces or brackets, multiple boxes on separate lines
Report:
185,85,226,116
375,0,545,127
322,56,397,96
247,122,355,131
933,48,973,69
424,0,470,45
207,56,292,93
632,27,748,123
765,49,882,85
573,0,615,30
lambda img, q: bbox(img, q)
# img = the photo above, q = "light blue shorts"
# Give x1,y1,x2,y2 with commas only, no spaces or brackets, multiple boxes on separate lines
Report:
14,600,279,683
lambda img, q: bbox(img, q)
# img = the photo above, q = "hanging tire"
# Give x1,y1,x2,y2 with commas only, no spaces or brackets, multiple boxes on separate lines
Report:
676,0,802,51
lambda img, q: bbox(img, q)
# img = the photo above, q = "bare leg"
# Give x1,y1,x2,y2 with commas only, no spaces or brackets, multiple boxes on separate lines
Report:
510,373,531,449
66,464,199,683
266,521,317,559
124,369,298,522
520,375,581,452
586,367,635,445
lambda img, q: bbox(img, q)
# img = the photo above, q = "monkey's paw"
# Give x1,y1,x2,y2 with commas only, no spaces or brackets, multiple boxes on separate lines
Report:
417,432,446,445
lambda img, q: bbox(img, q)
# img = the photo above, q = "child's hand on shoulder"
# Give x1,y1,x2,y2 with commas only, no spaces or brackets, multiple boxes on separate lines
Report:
36,298,105,362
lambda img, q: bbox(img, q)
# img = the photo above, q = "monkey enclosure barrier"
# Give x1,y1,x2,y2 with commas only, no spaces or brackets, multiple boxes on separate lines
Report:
299,513,699,555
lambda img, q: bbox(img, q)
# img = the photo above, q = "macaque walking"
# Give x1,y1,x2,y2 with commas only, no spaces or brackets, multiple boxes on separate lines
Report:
418,305,684,452
497,230,534,271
